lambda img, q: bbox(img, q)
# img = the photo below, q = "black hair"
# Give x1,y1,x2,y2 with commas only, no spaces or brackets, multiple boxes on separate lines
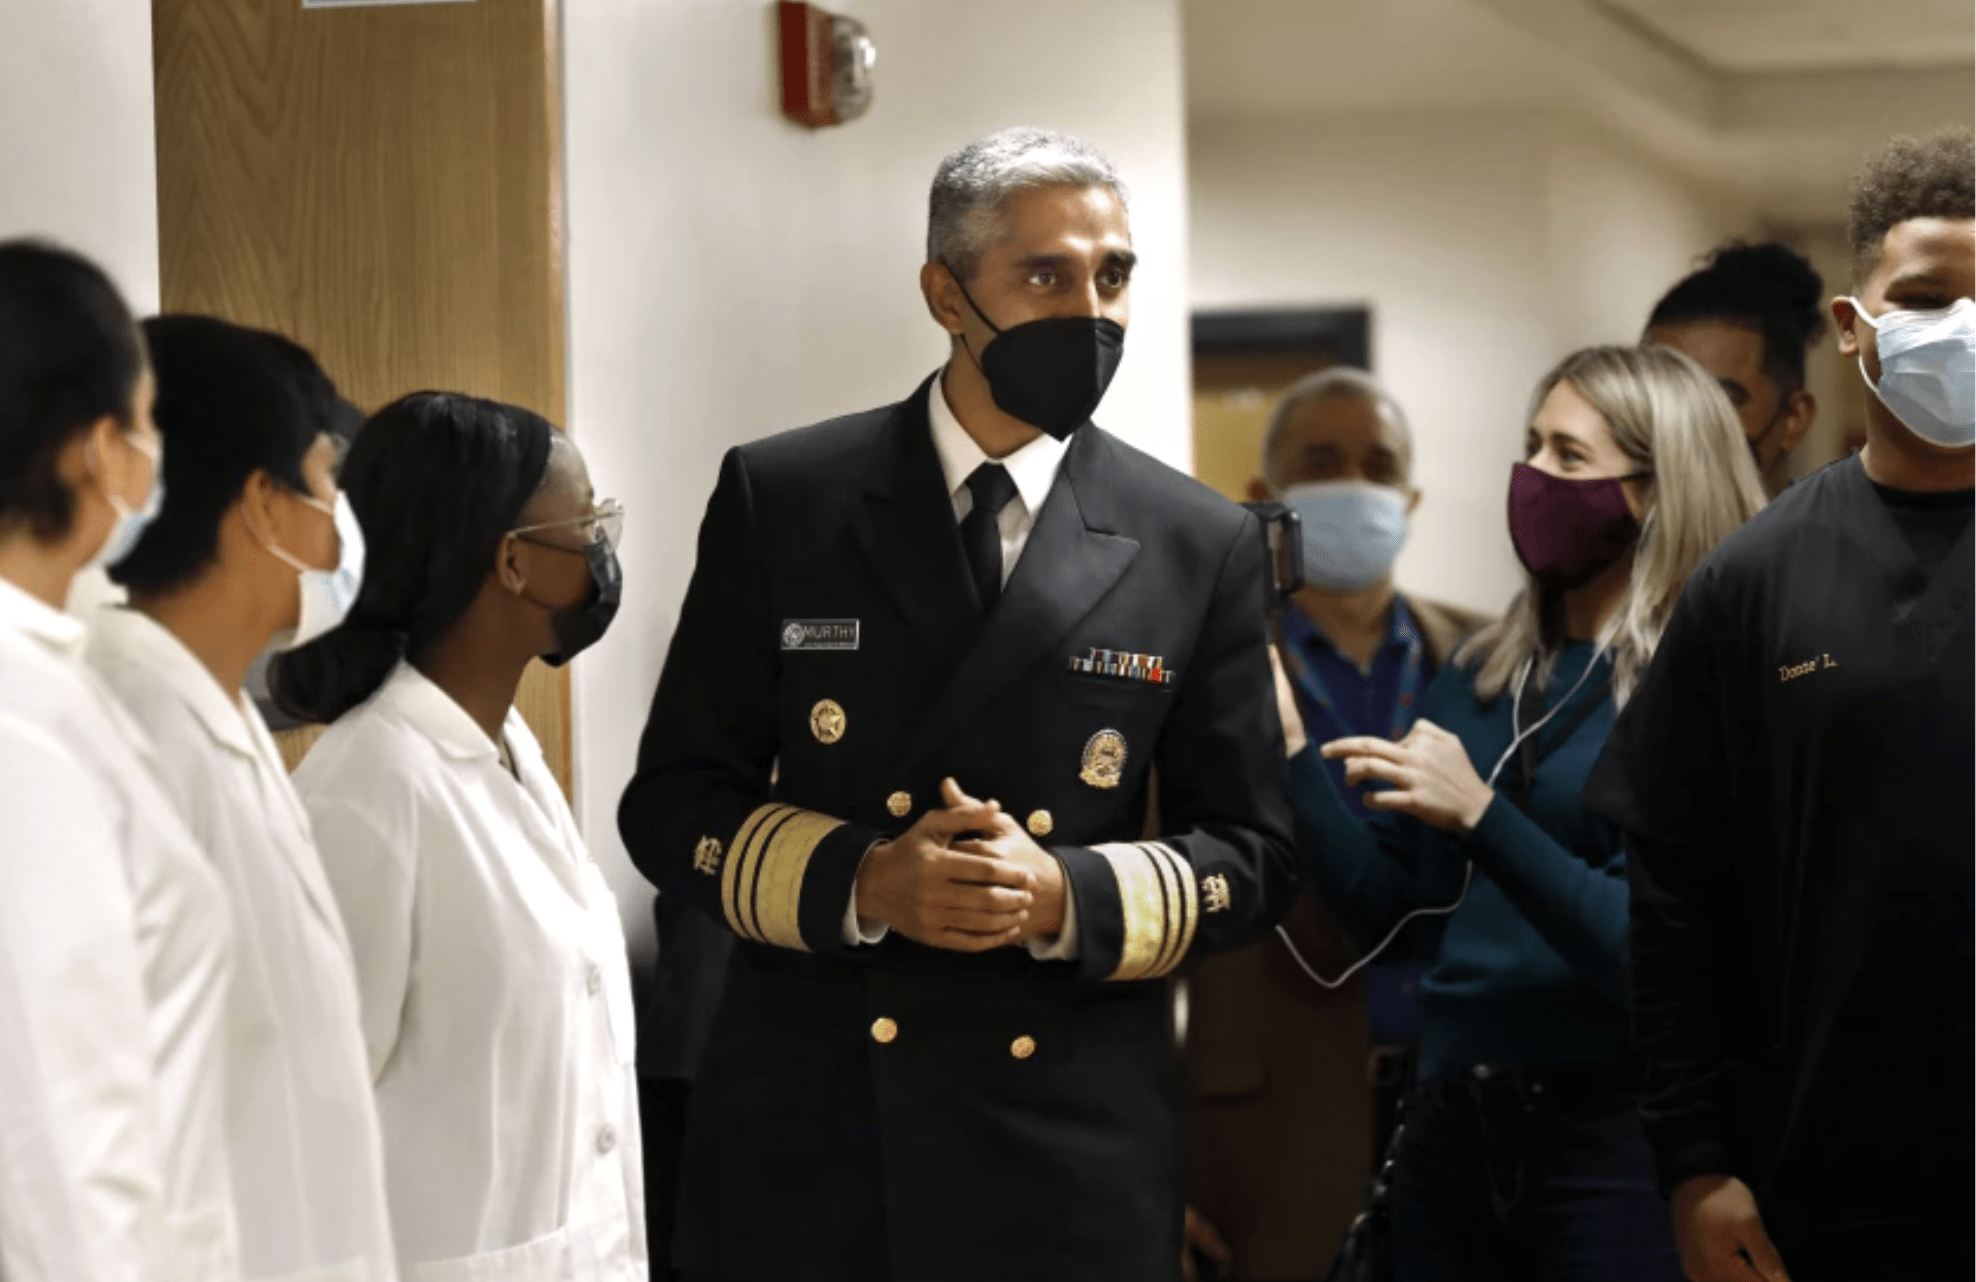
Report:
270,391,556,724
1849,128,1975,283
111,316,346,594
1647,241,1826,394
0,239,145,540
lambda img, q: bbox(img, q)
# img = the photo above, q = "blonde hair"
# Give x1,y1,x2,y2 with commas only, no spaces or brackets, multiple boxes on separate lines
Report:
1456,345,1766,706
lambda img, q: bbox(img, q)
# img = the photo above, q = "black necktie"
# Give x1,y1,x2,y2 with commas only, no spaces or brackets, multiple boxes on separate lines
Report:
961,463,1019,613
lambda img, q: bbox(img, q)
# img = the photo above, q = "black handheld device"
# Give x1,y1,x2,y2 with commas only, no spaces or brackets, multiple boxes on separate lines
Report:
1240,500,1305,618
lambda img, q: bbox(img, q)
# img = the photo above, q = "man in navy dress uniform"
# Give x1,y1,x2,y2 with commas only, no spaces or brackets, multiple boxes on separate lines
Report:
621,127,1299,1282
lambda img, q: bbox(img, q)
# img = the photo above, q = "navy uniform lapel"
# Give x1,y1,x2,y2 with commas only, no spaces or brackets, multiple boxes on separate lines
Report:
897,425,1140,776
848,378,980,675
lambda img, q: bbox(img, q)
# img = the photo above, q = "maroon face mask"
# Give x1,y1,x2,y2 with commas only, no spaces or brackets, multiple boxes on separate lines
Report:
1507,462,1643,592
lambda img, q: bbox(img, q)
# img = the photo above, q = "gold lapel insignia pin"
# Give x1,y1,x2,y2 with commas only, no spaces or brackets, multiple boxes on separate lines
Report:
810,699,847,745
693,836,725,876
1080,729,1127,790
1202,873,1232,914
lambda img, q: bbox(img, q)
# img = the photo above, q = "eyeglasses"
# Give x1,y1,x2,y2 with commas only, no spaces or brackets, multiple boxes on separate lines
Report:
512,497,624,551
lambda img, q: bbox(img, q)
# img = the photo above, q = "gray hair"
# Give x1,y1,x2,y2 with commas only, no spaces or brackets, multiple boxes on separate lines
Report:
1259,367,1413,485
927,127,1129,280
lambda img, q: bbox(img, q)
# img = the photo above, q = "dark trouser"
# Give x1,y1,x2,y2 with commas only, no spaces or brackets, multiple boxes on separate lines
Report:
1786,1224,1973,1282
640,1077,693,1282
1390,1063,1677,1282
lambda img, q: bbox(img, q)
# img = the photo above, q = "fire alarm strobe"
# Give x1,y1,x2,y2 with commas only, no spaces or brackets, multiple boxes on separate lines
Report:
779,1,876,128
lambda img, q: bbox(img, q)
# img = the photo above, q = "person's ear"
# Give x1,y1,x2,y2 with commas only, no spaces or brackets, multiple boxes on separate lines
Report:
1831,296,1863,359
71,414,135,498
920,261,966,338
1778,390,1817,458
1620,477,1650,523
495,532,529,596
1244,476,1272,503
1405,486,1423,517
233,470,282,552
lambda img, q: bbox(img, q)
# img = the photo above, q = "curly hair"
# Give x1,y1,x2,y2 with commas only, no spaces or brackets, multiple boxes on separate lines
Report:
1648,241,1826,392
1848,128,1975,283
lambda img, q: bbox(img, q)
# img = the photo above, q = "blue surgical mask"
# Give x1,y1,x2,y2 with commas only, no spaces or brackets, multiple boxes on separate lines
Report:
266,491,366,652
1280,480,1409,592
1848,296,1976,450
88,430,165,571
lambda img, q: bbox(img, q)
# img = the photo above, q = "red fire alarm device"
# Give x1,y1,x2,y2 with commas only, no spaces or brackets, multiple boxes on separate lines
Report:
779,1,876,128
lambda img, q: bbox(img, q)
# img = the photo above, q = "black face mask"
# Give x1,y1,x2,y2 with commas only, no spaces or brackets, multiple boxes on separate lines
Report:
539,539,621,668
952,273,1125,440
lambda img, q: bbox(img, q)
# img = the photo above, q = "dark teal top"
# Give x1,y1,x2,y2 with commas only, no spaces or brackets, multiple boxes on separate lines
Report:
1289,640,1629,1080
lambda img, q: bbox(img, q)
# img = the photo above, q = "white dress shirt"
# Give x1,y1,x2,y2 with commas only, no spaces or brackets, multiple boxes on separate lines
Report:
842,370,1081,958
0,577,238,1282
86,608,398,1282
296,664,645,1282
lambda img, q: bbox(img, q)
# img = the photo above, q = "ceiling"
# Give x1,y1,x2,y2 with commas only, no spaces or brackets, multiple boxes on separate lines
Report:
1597,0,1974,74
1183,0,1975,225
1184,0,1562,119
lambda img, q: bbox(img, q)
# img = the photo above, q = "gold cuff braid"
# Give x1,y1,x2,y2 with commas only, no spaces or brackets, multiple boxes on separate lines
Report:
720,804,842,951
1091,841,1200,981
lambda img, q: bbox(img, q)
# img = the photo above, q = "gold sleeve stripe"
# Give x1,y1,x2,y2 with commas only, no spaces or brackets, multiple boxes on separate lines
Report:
719,803,841,952
1145,842,1199,976
721,804,794,943
1139,842,1184,978
752,809,841,951
1092,841,1195,981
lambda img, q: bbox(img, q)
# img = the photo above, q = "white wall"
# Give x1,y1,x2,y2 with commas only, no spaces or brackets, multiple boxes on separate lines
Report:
561,0,1193,957
0,0,160,311
1,0,161,616
1543,117,1750,351
1188,109,1750,617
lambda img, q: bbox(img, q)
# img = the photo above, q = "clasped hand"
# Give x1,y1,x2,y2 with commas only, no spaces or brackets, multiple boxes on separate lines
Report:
853,778,1068,952
1321,719,1496,834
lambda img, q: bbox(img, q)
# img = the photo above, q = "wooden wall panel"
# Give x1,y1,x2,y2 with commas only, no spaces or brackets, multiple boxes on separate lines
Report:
153,0,572,792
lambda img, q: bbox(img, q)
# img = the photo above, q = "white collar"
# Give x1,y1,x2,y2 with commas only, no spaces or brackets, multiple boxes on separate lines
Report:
87,606,261,759
376,661,540,771
0,574,86,659
926,366,1068,517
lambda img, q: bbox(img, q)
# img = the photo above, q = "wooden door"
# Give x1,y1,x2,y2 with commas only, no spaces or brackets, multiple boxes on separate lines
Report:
151,0,572,791
1193,351,1340,501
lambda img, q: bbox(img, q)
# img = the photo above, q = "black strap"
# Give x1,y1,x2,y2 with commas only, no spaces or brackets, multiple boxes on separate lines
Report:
1509,663,1613,808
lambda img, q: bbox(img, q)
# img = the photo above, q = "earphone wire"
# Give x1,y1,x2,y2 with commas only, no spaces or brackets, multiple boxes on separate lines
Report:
1277,650,1604,991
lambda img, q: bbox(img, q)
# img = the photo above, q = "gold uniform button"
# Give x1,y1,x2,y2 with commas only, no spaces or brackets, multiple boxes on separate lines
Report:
1025,810,1054,838
886,791,913,818
1010,1035,1037,1060
870,1017,899,1045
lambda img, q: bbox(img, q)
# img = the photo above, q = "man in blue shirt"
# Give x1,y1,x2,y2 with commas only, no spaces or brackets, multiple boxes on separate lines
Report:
1183,368,1488,1281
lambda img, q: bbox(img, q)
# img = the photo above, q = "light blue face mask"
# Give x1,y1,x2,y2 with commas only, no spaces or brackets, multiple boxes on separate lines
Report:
266,490,367,652
1847,296,1976,450
88,429,166,571
1279,479,1410,592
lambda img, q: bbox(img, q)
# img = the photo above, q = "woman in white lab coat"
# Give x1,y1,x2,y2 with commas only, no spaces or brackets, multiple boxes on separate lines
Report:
89,316,398,1282
273,391,645,1282
0,241,239,1280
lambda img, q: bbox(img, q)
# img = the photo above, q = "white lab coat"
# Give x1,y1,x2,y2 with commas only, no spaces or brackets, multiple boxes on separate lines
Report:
296,663,646,1282
86,607,399,1282
0,577,238,1282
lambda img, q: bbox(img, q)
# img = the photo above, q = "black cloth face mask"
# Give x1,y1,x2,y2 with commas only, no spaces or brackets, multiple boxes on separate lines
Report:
538,539,622,668
952,272,1125,440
